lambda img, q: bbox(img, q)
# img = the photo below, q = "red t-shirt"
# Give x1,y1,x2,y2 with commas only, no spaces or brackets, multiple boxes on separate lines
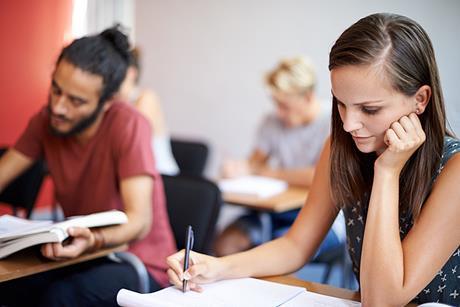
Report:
14,102,176,286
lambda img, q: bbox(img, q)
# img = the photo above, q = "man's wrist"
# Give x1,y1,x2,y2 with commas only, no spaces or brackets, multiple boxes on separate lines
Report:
89,228,106,253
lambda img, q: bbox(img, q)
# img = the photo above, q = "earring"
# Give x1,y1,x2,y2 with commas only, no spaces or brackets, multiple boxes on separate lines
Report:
415,108,421,114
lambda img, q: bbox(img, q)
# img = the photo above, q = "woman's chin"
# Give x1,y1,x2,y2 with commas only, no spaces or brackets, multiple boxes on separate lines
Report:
353,141,377,154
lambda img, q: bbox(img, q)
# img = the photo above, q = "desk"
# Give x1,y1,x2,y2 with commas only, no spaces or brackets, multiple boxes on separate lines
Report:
262,275,417,307
0,245,125,283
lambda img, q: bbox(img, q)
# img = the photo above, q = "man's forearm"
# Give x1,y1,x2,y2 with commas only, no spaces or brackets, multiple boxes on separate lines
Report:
256,167,315,187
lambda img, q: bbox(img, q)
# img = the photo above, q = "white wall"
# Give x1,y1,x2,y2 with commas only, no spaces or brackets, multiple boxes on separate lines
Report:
135,0,460,176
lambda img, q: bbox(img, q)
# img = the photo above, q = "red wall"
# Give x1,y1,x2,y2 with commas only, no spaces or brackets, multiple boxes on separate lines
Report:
0,0,72,145
0,1,73,212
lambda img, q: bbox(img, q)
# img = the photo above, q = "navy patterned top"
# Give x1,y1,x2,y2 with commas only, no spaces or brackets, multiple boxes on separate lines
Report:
343,136,460,305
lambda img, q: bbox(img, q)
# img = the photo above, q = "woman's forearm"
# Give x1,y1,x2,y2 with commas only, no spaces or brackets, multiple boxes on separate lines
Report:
221,236,307,280
361,169,405,305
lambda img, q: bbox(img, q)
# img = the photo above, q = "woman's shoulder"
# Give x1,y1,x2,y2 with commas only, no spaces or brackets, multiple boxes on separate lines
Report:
442,136,460,162
434,136,460,181
134,88,161,108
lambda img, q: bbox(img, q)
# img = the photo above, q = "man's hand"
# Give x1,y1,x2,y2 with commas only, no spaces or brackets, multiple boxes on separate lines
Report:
221,159,251,178
40,227,96,260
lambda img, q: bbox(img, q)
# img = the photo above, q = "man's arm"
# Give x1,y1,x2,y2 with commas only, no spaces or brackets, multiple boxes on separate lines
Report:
0,148,35,192
255,166,315,188
221,149,269,178
97,175,153,245
249,149,315,188
41,175,153,259
222,149,315,187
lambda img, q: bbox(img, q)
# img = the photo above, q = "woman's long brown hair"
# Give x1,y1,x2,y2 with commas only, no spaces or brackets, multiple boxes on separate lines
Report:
329,13,448,218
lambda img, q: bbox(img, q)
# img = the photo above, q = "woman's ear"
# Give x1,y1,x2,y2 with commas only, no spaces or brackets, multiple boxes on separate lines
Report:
414,85,431,114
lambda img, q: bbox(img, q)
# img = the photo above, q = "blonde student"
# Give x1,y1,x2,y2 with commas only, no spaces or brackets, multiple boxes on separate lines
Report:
166,13,460,306
215,56,343,258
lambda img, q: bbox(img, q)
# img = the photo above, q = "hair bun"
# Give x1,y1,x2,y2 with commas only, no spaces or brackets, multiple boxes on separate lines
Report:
100,24,131,62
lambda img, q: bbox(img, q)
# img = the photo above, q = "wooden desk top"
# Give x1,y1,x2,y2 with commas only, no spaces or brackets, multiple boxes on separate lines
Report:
223,186,308,212
0,245,126,283
262,275,360,301
262,275,417,306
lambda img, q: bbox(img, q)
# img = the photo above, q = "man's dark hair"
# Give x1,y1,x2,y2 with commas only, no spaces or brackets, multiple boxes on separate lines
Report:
56,24,132,104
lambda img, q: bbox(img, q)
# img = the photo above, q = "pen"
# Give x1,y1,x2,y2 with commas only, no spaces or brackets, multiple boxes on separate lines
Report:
182,225,194,293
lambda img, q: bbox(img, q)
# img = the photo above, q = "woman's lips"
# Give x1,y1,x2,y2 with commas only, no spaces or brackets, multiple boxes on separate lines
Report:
352,135,372,142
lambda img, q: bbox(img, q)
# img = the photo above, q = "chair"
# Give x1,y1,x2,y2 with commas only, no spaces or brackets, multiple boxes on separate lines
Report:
0,147,46,218
111,251,151,293
170,138,209,177
162,174,222,253
113,174,222,293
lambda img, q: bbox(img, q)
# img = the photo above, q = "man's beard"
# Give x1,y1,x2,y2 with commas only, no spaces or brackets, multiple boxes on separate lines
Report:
47,100,105,137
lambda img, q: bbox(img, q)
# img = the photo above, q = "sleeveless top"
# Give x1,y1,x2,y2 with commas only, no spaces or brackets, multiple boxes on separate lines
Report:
343,136,460,305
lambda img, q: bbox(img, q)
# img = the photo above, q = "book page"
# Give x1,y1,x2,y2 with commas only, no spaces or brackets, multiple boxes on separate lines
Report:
117,278,305,307
0,210,127,243
219,175,288,198
0,215,52,242
54,210,128,231
281,291,361,306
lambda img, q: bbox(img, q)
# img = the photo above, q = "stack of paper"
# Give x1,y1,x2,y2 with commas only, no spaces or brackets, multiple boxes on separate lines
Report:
218,175,288,198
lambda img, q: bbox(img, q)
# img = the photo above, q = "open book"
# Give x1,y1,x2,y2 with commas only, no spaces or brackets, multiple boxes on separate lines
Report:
218,175,288,198
0,210,128,259
117,277,361,307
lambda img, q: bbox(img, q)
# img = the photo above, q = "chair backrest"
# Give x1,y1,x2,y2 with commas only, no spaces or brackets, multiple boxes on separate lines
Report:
170,138,209,177
0,148,46,218
162,174,222,253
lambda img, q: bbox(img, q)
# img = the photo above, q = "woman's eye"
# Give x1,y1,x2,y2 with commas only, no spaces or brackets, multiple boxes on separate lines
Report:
362,107,380,115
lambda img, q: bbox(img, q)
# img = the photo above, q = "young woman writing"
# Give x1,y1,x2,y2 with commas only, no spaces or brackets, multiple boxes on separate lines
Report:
166,13,460,305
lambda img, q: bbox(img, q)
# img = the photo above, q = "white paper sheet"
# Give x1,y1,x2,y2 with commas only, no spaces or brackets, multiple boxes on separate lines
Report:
281,291,361,306
117,278,305,307
218,175,288,198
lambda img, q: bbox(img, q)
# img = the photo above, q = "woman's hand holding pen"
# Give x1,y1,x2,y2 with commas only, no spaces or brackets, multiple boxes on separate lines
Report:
376,113,426,174
166,250,228,292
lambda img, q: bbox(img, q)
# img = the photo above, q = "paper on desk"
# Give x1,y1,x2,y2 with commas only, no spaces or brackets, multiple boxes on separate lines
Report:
281,291,361,306
219,175,288,198
117,277,305,307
